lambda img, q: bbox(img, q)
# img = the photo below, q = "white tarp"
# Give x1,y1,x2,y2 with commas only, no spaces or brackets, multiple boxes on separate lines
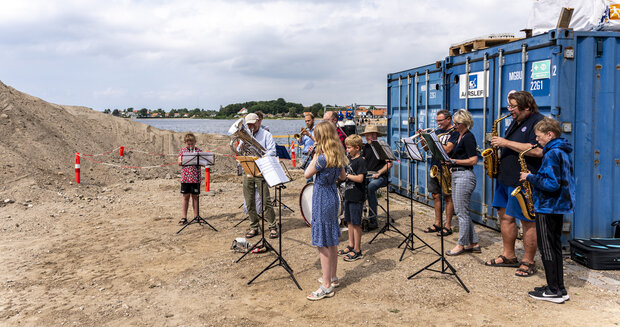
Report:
526,0,608,35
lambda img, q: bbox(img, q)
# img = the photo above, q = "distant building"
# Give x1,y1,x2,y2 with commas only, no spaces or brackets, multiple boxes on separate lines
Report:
236,108,248,116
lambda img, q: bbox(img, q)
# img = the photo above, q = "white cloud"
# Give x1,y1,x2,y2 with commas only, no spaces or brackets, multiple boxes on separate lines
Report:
0,0,533,110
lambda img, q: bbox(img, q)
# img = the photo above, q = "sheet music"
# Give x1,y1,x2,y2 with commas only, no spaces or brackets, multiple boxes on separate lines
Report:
181,152,214,166
370,140,397,161
422,133,450,161
255,156,290,187
401,137,423,161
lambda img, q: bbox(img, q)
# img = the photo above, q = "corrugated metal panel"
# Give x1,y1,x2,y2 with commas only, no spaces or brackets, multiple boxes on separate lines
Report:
387,29,620,244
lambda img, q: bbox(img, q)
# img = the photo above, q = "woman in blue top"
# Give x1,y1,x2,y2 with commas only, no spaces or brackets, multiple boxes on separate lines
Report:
304,121,348,300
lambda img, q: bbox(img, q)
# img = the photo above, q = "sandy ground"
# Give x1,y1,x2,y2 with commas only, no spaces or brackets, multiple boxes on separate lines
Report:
1,81,619,326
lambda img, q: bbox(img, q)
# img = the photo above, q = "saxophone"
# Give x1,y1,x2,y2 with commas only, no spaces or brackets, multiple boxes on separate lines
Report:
430,127,455,195
481,113,510,178
510,144,539,222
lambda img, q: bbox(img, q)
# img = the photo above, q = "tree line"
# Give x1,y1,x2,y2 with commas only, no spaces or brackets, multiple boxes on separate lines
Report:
103,98,327,119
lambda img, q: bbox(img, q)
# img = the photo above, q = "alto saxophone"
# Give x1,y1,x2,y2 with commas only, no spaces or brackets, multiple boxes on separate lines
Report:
481,113,510,178
430,127,455,195
510,144,539,222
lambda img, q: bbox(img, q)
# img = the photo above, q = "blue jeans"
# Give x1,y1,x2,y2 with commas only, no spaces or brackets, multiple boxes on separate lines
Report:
367,175,388,222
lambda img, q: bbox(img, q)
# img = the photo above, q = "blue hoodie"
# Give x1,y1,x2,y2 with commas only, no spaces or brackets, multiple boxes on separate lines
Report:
526,137,575,214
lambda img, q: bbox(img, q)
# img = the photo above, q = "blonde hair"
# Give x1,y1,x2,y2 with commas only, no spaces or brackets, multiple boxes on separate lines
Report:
534,117,561,138
345,134,363,149
452,109,474,130
184,133,196,143
314,121,348,168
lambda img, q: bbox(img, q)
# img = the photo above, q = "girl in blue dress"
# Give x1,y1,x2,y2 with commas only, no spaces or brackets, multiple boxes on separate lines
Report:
304,121,348,300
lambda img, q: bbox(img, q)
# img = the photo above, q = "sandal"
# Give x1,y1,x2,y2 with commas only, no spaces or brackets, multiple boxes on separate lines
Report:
437,227,453,236
306,285,334,301
424,224,441,233
338,245,354,256
464,246,482,253
317,277,340,288
269,228,278,239
484,255,520,267
178,218,188,226
245,229,259,238
515,262,537,277
344,250,363,262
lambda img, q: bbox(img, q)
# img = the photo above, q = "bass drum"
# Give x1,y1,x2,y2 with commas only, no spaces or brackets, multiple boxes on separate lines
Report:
298,182,343,227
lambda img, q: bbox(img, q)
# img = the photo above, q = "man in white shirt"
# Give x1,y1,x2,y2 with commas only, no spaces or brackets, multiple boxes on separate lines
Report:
241,113,278,239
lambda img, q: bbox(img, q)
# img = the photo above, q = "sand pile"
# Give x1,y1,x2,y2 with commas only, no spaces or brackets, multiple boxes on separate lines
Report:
0,81,238,193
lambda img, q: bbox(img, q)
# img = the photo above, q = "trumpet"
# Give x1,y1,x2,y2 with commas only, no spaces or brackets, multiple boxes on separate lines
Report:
294,127,308,142
410,128,436,152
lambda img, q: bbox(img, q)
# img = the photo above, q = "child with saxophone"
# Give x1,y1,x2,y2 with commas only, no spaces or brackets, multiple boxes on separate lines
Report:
519,117,575,304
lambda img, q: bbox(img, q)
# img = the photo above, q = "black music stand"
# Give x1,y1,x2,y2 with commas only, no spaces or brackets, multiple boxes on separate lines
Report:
407,133,469,293
368,140,407,244
236,156,301,290
176,152,217,234
397,137,429,261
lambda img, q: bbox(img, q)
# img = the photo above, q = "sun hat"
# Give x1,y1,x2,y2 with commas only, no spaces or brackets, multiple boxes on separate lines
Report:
360,124,385,136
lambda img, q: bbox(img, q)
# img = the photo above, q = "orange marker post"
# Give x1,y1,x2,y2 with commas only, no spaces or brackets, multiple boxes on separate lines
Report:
291,141,296,167
119,146,124,156
74,153,81,184
205,168,210,192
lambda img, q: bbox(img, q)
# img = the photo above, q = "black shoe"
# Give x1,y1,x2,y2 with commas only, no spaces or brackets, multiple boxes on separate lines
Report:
528,286,565,304
367,220,378,231
534,285,569,301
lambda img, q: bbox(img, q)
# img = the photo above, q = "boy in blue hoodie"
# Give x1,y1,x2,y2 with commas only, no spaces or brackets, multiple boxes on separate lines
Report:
519,117,575,304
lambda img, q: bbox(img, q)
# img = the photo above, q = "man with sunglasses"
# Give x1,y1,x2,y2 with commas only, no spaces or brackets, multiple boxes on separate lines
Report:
485,91,544,278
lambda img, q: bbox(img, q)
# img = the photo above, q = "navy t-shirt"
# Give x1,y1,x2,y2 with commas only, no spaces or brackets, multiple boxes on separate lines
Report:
498,112,544,187
450,131,478,169
344,156,367,202
431,127,459,166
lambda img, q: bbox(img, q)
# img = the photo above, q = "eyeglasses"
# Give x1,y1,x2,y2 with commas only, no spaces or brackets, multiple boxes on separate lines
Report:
453,122,462,126
507,105,518,109
436,117,450,123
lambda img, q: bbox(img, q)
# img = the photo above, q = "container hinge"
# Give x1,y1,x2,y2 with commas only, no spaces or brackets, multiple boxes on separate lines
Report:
596,38,603,57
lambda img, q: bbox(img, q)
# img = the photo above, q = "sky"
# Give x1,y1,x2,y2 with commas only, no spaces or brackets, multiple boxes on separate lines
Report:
0,0,533,111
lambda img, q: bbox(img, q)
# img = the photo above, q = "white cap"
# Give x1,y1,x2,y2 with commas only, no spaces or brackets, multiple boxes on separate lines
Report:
245,113,259,124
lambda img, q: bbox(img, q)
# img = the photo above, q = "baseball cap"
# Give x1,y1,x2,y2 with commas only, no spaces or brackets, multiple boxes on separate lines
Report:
245,113,259,124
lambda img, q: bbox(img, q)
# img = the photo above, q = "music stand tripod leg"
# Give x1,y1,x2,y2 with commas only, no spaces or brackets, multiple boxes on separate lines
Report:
406,164,469,293
369,168,407,245
247,184,301,290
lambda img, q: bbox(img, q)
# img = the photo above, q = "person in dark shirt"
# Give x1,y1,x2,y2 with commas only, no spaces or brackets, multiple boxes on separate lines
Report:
360,125,392,230
339,134,367,262
444,110,481,256
421,109,459,236
485,91,544,277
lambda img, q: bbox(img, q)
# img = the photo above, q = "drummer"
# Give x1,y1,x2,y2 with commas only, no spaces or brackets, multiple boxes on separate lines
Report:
360,125,392,231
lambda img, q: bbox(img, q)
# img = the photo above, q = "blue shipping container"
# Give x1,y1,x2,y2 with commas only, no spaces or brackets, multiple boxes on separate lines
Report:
387,29,620,245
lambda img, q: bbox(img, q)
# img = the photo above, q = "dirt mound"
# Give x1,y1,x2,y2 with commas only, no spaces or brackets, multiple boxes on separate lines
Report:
0,81,238,194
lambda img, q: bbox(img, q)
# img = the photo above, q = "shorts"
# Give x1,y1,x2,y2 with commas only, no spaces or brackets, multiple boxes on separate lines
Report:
180,183,201,195
428,174,441,194
492,181,527,221
344,200,363,226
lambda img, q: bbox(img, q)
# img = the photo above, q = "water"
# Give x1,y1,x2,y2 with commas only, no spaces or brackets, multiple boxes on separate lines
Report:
135,118,306,144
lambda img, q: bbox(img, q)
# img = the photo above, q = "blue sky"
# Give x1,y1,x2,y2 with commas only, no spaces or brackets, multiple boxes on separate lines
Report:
0,0,532,111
